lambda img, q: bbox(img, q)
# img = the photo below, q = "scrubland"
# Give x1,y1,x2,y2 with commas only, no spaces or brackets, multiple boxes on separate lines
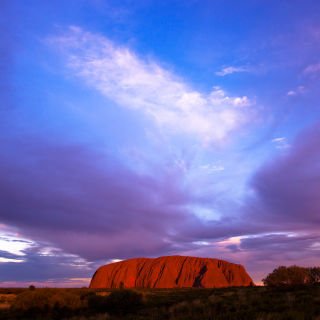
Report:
0,285,320,320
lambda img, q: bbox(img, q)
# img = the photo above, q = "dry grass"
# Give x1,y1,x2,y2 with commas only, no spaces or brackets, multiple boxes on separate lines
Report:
96,292,111,297
0,285,320,319
0,293,16,309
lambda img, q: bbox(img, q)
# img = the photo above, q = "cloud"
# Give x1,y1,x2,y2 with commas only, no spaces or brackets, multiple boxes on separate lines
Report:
49,27,253,145
271,137,290,149
2,24,320,283
236,233,320,282
250,122,320,226
239,233,319,256
0,136,200,261
0,242,94,284
1,122,320,283
215,66,250,77
200,163,225,173
287,85,305,96
304,63,320,75
176,122,320,280
0,234,33,256
0,250,25,263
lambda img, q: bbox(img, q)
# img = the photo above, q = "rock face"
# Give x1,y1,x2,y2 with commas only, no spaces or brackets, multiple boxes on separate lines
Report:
90,255,254,289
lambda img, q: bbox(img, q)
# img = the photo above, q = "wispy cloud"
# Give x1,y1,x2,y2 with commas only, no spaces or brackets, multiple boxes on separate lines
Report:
200,163,225,173
215,66,250,77
0,232,34,257
271,137,290,149
287,85,305,96
49,27,253,145
304,63,320,75
0,242,94,284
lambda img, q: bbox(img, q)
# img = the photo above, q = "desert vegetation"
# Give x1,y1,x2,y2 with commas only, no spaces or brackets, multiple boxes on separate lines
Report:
263,266,320,286
0,283,320,319
1,266,320,319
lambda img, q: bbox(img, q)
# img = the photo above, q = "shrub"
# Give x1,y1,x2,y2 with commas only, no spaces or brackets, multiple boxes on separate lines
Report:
50,291,83,309
308,267,320,284
263,265,319,286
87,293,107,312
87,289,143,315
12,289,51,311
106,289,143,315
12,289,83,311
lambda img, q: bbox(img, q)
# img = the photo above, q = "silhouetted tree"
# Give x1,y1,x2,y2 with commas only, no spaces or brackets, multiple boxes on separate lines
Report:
263,265,317,286
308,267,320,284
286,266,308,285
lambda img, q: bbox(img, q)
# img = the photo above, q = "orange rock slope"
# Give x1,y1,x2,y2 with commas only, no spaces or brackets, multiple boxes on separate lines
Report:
89,255,254,289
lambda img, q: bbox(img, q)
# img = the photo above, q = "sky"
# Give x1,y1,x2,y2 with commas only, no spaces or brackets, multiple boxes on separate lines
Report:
1,0,320,286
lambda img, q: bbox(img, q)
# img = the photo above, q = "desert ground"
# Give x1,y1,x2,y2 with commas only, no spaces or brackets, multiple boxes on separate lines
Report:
1,285,320,320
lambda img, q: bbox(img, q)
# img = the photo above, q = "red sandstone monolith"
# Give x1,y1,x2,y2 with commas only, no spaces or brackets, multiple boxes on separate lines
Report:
89,255,254,288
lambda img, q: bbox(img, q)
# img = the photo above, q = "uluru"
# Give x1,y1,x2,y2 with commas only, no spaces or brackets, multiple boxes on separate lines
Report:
90,255,254,289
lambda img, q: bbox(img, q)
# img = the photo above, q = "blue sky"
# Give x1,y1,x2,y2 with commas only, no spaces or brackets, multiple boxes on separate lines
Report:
1,0,320,286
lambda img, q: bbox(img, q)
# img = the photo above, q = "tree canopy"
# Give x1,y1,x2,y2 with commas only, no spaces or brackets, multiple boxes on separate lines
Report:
263,266,320,286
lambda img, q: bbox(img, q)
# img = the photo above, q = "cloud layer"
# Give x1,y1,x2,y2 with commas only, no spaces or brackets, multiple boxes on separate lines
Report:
0,137,200,261
50,27,252,145
1,17,320,286
1,122,319,283
250,122,320,227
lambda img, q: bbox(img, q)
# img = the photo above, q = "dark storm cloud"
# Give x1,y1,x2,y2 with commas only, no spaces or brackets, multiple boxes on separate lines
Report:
1,122,320,283
250,122,320,227
181,122,320,271
2,122,320,251
186,121,320,242
215,123,320,278
0,137,197,261
180,119,319,241
251,123,320,235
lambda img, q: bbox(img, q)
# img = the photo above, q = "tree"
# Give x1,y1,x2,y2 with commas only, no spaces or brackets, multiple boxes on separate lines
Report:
263,266,309,286
308,267,320,284
286,265,309,285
